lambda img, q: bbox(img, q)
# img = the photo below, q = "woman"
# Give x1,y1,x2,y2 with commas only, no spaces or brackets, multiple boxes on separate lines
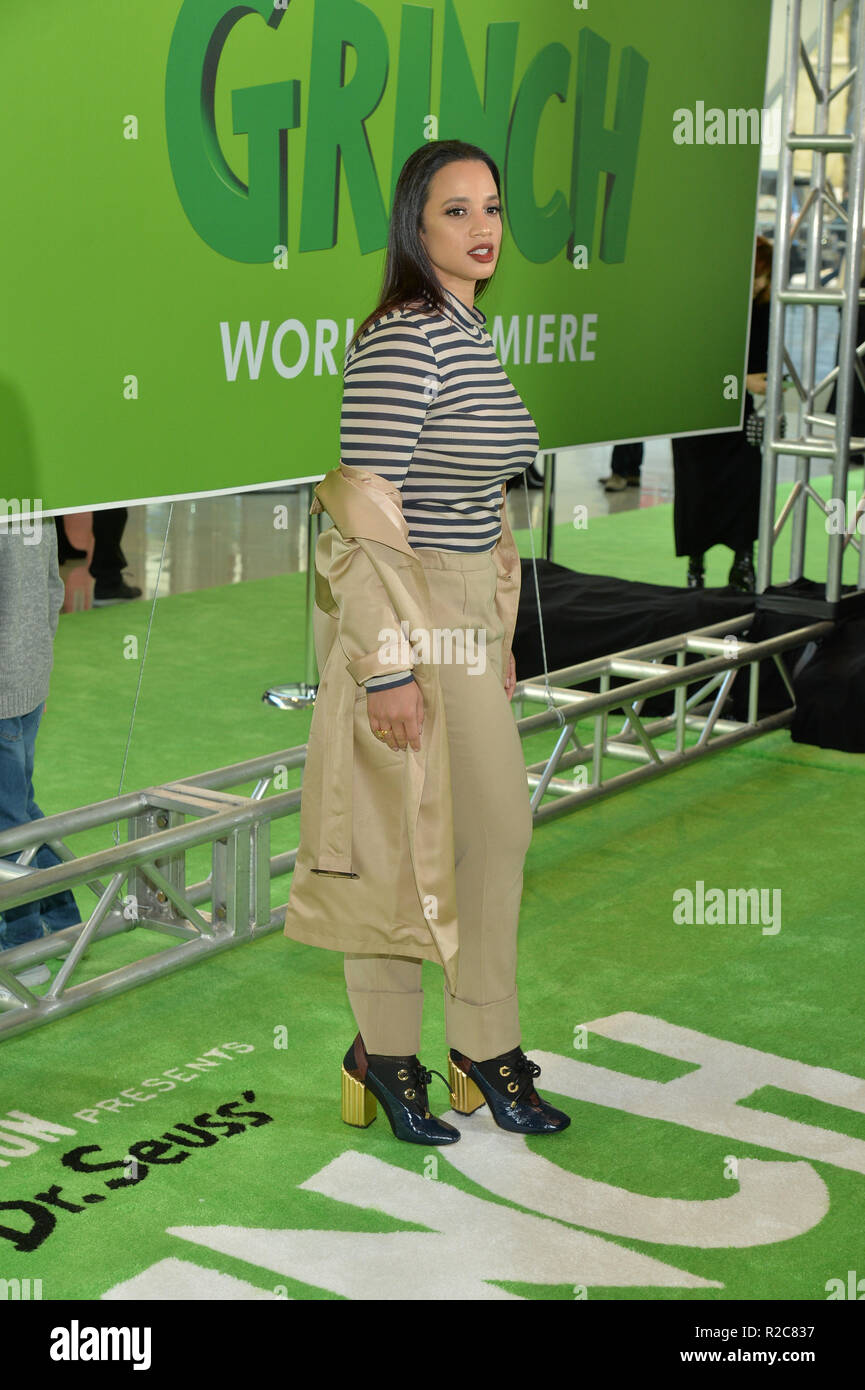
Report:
672,236,773,591
283,140,570,1145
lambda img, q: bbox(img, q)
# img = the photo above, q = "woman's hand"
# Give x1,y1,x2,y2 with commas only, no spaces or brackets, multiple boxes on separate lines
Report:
746,372,767,396
366,679,425,752
504,649,516,702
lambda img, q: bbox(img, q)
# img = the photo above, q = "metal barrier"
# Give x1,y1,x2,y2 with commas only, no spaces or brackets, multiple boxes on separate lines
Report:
0,614,828,1039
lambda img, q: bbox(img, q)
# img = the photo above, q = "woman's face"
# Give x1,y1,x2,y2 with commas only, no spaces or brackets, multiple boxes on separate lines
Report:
418,159,502,299
753,270,769,299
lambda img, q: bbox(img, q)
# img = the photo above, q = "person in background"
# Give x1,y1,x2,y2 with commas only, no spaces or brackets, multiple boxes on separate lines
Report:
671,235,773,592
599,440,644,493
56,507,142,604
826,242,865,467
0,515,81,989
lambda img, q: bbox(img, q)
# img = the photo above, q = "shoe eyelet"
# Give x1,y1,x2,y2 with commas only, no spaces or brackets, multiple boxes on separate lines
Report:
507,1081,519,1093
404,1088,415,1100
499,1065,511,1077
397,1068,409,1080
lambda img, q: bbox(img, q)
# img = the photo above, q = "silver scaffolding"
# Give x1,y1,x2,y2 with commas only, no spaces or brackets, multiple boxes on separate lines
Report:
2,0,862,1038
0,611,833,1040
757,0,865,609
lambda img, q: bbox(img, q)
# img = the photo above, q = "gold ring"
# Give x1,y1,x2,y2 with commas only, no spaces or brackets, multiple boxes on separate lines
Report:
374,729,390,740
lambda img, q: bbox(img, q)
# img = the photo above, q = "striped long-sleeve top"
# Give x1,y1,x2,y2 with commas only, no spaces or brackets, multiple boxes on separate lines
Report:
340,284,539,690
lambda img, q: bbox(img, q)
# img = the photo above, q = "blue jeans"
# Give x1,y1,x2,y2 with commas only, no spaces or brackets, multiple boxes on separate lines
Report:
0,704,80,950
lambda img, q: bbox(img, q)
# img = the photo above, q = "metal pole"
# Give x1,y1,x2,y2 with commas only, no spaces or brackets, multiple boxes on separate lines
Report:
789,0,834,579
759,0,801,593
832,0,865,598
262,482,324,709
304,481,320,686
545,452,556,562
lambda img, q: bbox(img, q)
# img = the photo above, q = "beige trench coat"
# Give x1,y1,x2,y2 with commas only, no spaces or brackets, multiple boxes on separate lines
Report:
282,463,522,993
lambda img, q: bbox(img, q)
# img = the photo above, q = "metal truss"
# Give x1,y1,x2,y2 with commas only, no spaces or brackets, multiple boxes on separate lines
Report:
0,611,830,1040
758,0,865,610
0,754,301,1040
512,612,832,818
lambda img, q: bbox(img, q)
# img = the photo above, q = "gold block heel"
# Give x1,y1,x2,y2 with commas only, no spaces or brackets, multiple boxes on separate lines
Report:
448,1057,486,1115
341,1065,377,1127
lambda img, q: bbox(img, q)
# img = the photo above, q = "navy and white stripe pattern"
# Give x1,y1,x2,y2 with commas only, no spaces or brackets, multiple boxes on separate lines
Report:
341,285,539,691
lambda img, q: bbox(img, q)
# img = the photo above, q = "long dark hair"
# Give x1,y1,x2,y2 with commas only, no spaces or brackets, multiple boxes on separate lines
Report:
754,234,773,305
346,140,501,357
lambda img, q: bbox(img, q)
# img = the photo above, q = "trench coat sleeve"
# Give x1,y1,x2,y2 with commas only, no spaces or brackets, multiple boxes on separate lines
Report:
313,473,522,689
320,530,419,687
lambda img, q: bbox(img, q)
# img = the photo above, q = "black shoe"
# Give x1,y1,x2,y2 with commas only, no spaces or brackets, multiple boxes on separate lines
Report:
686,556,705,590
341,1034,460,1145
728,552,756,593
448,1044,570,1134
92,579,143,606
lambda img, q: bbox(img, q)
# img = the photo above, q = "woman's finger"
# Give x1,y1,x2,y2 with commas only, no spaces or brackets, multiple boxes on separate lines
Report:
370,717,406,751
369,718,396,750
389,718,409,751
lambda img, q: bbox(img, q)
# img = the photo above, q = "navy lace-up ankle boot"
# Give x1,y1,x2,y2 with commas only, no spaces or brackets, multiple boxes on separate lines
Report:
448,1044,570,1134
341,1033,460,1144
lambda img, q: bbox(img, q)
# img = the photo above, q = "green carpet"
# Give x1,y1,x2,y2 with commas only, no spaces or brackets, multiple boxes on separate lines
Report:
1,480,863,1301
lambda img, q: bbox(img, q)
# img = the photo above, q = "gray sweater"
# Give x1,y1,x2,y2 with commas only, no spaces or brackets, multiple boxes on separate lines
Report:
0,522,65,719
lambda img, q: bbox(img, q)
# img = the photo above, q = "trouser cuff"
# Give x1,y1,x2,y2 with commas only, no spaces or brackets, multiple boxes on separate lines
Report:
443,989,520,1061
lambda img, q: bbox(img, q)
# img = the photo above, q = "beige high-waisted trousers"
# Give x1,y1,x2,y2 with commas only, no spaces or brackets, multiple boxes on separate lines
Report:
344,545,534,1061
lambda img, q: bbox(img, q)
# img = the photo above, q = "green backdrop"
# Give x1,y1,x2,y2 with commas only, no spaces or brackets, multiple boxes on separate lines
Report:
0,0,772,517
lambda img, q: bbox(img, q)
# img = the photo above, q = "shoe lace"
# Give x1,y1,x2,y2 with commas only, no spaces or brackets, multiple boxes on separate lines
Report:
482,1048,543,1107
511,1052,542,1105
404,1060,450,1113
